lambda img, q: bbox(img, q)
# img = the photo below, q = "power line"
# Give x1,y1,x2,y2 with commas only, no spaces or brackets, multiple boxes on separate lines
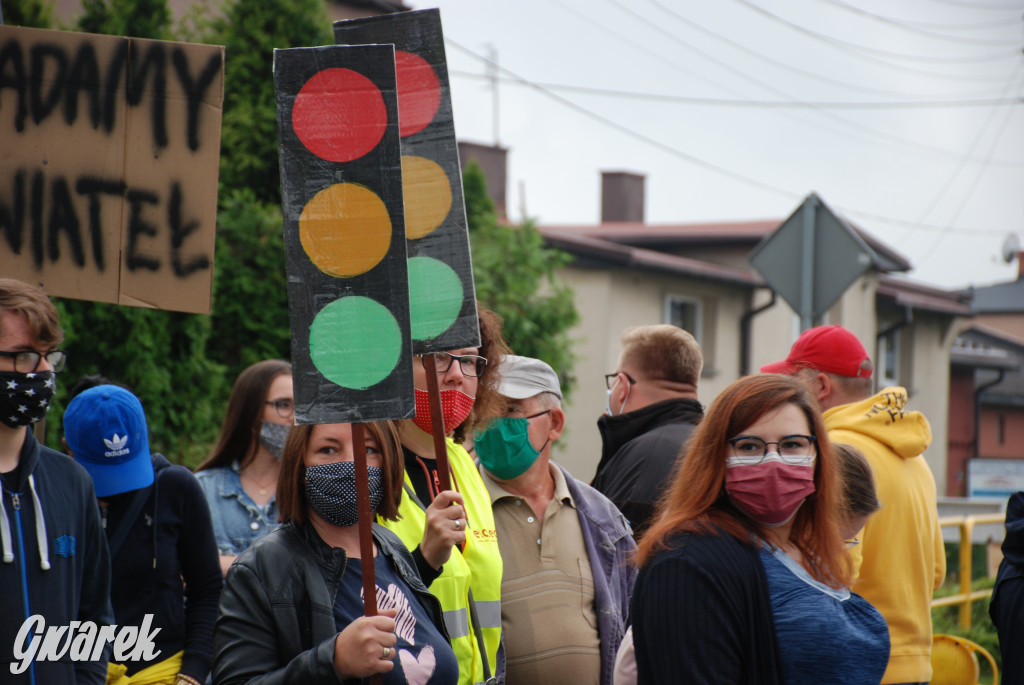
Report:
813,0,1024,44
909,72,1024,264
728,0,1018,82
450,70,1024,111
922,0,1024,9
648,0,1021,67
452,7,1024,169
445,38,1013,238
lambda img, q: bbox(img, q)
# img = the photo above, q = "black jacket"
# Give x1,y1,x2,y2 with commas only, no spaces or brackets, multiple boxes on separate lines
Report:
213,521,448,685
104,453,222,680
632,530,783,685
0,431,113,684
593,398,703,535
991,491,1024,683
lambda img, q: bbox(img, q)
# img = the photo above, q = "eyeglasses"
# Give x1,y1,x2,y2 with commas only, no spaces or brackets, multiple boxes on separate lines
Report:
429,352,488,378
0,349,67,373
726,434,817,466
265,399,294,419
604,371,637,390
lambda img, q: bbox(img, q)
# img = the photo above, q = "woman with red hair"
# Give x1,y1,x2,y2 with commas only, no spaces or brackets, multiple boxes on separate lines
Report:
631,374,888,684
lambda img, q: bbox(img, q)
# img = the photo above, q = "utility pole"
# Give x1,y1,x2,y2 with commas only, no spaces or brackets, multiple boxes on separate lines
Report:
486,43,499,145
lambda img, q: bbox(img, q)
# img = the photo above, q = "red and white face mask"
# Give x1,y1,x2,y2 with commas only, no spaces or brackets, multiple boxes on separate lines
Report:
412,388,476,436
725,458,816,527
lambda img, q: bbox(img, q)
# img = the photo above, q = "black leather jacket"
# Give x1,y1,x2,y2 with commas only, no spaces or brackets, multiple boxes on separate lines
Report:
213,521,448,684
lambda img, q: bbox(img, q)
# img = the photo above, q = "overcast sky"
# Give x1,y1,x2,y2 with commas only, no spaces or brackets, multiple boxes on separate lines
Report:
419,0,1024,291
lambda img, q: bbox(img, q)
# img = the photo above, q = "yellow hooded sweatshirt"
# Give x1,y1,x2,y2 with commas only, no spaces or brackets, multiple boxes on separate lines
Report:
824,387,946,684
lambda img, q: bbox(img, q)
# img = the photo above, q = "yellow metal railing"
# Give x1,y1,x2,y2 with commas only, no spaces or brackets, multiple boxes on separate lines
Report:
930,513,1006,629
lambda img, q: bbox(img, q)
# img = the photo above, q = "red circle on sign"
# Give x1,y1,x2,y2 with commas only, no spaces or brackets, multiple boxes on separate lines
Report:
395,51,441,138
292,68,387,162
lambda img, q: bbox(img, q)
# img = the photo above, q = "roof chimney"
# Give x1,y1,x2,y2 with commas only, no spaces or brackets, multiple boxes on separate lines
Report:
601,171,645,223
457,141,508,220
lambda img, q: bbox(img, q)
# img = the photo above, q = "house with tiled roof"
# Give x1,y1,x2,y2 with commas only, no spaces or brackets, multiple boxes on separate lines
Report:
460,144,972,484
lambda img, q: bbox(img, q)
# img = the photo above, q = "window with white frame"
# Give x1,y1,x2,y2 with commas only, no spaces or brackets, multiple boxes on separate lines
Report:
664,295,702,343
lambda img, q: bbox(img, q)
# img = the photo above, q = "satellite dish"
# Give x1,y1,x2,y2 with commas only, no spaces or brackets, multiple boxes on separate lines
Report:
1002,233,1021,263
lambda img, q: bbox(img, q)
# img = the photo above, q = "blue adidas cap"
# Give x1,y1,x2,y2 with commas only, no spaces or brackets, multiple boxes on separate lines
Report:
64,385,154,498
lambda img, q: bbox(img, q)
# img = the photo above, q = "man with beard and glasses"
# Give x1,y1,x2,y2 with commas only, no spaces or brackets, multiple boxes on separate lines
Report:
0,279,113,684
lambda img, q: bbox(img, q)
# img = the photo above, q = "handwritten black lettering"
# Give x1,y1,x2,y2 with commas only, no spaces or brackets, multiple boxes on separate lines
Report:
0,40,29,131
0,171,25,255
126,189,160,272
30,43,67,125
168,182,209,276
47,176,84,267
172,48,221,151
64,42,101,129
75,176,125,271
0,37,219,149
127,43,167,150
0,169,210,278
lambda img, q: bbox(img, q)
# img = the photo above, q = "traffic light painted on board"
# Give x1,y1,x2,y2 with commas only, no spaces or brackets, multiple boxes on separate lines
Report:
273,44,413,423
334,8,481,354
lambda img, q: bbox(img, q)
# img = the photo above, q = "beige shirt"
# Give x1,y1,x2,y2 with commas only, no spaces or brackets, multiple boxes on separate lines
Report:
482,463,601,685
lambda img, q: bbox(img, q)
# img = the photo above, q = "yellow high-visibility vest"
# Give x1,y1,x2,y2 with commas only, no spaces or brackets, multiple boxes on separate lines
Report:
382,439,502,685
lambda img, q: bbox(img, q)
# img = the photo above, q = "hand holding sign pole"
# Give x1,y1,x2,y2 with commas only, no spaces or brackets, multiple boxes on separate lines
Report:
274,44,411,675
335,9,481,493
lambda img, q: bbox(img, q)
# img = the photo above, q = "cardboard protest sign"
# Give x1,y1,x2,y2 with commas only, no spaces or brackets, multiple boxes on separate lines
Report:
274,44,413,424
0,26,224,314
334,8,480,354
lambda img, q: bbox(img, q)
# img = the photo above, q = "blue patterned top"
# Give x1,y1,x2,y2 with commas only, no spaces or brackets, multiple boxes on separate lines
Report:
760,546,889,684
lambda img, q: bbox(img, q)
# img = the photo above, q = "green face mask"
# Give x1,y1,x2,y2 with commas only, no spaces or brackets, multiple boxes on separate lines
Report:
474,412,549,480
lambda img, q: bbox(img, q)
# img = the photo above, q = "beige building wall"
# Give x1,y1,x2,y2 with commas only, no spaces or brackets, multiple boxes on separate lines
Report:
899,314,959,494
553,266,753,482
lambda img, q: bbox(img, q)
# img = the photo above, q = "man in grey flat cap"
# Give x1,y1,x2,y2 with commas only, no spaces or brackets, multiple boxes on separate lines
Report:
474,355,635,685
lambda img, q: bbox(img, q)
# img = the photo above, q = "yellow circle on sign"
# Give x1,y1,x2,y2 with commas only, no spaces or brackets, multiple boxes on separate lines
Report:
402,155,452,240
299,183,392,277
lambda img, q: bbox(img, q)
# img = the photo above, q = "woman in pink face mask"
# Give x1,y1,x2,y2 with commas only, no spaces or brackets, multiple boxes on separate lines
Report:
379,307,509,685
629,374,889,685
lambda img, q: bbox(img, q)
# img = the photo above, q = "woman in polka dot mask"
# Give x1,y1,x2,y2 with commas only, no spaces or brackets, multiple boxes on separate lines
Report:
213,420,458,685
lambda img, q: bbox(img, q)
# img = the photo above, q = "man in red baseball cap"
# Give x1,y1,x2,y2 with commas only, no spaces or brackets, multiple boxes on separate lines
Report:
762,325,945,685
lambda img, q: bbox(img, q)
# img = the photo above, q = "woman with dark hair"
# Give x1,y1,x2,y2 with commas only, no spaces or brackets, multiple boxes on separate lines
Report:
196,360,293,574
631,374,888,685
213,420,457,684
382,307,509,685
832,443,881,544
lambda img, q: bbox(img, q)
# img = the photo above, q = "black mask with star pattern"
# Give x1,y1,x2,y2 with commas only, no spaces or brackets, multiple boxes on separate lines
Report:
0,370,56,428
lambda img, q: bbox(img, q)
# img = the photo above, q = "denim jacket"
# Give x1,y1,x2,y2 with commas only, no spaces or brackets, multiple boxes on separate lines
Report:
195,464,279,556
558,464,637,685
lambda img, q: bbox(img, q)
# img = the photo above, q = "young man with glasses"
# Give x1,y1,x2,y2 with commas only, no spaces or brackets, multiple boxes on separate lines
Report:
762,324,945,685
592,324,704,537
0,278,113,684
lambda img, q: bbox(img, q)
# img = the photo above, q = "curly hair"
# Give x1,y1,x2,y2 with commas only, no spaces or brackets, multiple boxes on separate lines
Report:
451,307,510,443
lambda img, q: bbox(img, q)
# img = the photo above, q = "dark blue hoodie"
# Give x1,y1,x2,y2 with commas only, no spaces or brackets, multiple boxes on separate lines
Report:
0,431,113,684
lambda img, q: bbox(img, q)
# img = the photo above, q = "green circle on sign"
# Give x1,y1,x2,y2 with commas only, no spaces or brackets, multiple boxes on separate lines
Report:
408,256,464,341
309,297,402,389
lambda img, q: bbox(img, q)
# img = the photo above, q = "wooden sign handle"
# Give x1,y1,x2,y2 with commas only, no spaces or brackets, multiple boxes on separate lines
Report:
421,353,452,492
352,422,383,685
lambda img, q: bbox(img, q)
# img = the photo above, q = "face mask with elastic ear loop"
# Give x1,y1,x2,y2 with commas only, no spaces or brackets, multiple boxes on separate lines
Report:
304,461,384,527
474,412,550,480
